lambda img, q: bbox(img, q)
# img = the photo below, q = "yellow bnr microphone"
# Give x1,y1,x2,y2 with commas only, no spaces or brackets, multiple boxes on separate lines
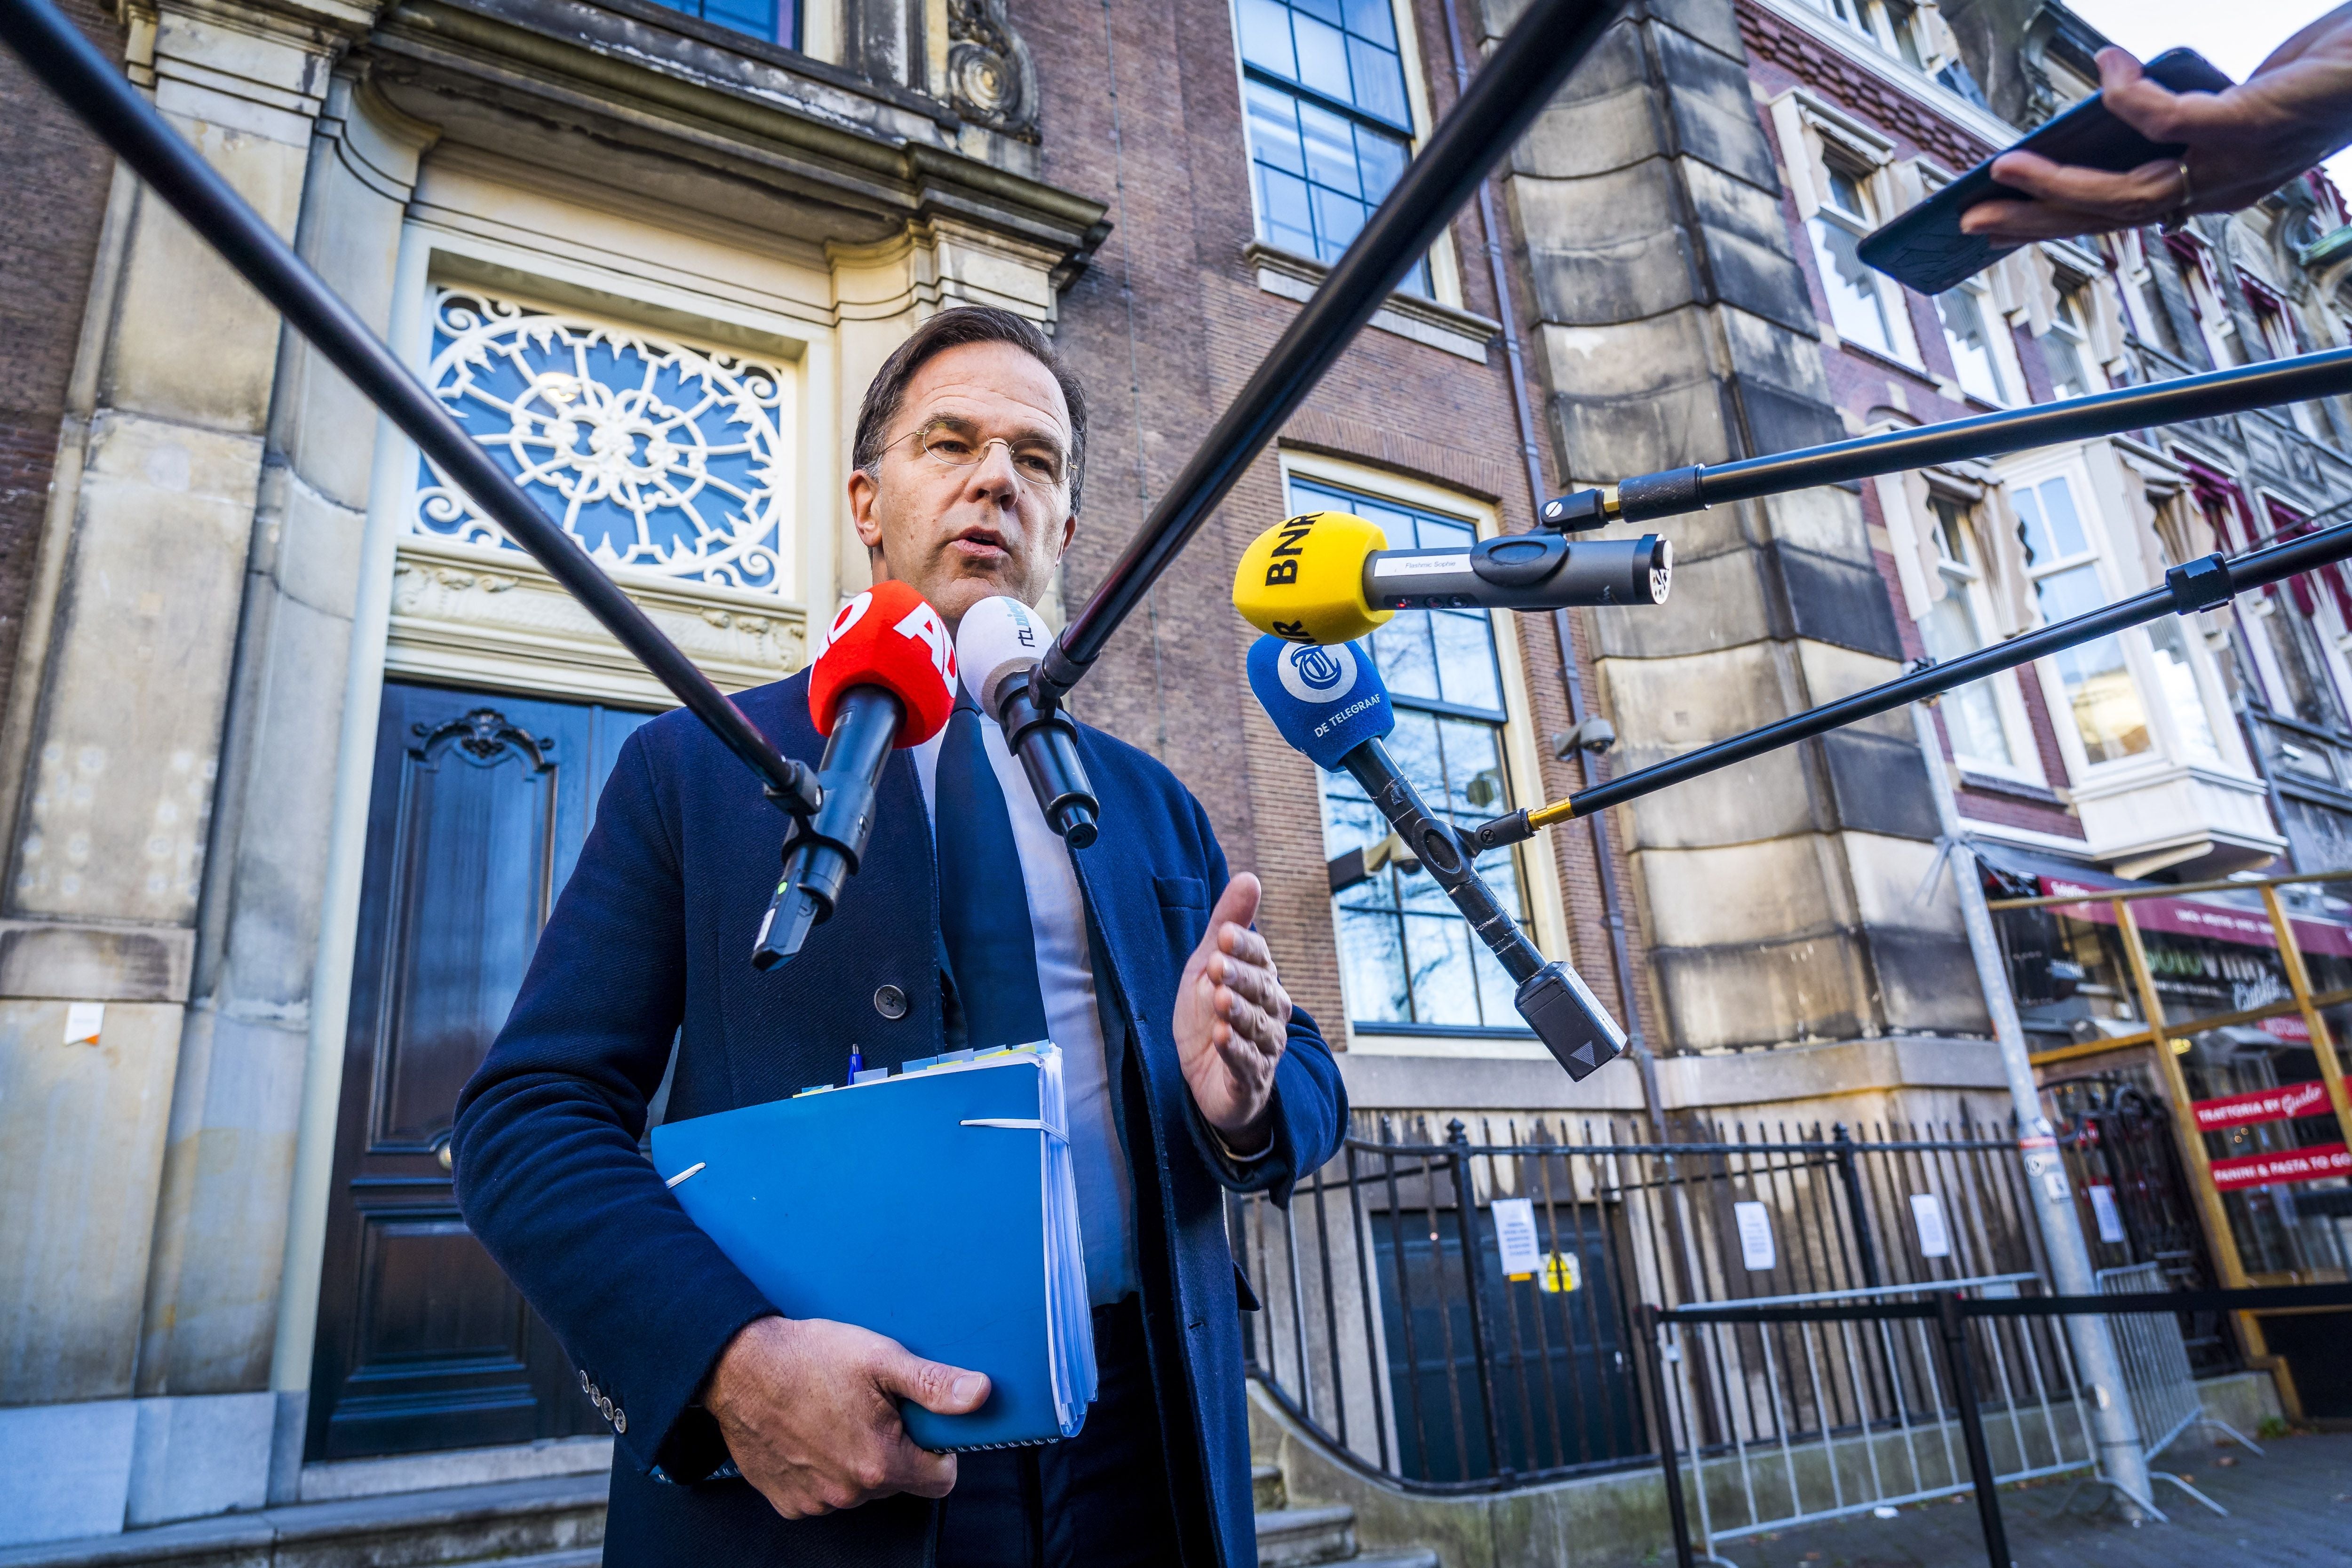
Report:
1232,510,1395,645
1234,511,1671,644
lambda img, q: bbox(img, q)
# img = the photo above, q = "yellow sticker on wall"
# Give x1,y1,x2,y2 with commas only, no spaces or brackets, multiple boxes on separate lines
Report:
1539,1252,1581,1294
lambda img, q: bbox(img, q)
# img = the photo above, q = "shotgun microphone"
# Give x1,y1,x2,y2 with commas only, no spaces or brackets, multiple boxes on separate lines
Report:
1232,510,1671,645
753,582,957,969
954,594,1101,847
1244,634,1626,1081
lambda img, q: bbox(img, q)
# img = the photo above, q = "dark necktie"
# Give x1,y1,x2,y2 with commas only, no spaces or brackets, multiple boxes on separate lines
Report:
935,687,1050,1051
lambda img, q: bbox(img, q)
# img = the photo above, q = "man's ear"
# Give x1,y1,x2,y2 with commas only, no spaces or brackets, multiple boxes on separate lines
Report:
848,467,883,553
1057,509,1078,559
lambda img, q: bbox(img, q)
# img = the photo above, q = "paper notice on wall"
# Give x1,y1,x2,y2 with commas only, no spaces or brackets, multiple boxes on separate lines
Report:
2086,1184,2128,1245
1910,1193,1952,1259
1493,1198,1543,1278
64,1002,103,1046
1734,1201,1776,1271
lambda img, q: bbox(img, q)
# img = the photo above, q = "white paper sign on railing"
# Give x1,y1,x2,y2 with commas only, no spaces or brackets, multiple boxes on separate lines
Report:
1910,1192,1952,1258
1734,1200,1776,1271
2087,1183,2128,1244
1493,1197,1543,1277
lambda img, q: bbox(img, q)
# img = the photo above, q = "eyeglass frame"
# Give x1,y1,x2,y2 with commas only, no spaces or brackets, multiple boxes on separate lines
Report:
878,414,1074,496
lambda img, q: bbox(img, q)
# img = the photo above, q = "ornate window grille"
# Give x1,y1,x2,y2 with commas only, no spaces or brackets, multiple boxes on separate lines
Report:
413,286,794,596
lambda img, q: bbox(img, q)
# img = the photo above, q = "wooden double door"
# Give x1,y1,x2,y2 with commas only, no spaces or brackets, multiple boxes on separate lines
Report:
308,681,654,1461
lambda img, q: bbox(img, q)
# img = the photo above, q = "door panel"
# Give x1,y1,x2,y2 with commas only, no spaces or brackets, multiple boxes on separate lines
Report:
309,683,652,1461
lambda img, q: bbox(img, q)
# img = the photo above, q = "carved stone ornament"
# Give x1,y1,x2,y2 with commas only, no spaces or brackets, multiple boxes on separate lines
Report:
413,287,793,594
946,0,1039,141
410,708,556,771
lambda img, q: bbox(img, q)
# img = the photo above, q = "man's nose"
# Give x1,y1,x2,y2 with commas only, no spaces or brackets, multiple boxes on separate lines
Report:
967,441,1022,504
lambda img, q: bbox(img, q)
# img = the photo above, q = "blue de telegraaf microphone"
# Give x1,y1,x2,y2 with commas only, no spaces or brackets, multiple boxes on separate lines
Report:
1246,635,1627,1082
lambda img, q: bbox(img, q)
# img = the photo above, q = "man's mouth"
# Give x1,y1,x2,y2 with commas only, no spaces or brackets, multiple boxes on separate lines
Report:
948,526,1011,563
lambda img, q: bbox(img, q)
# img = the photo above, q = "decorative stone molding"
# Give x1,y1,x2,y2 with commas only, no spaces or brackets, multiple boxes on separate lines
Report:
413,286,795,595
1242,243,1499,364
388,538,806,705
944,0,1038,141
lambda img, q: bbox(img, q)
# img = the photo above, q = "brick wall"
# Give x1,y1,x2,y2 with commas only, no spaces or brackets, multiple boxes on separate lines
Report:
1017,0,1653,1043
0,0,122,730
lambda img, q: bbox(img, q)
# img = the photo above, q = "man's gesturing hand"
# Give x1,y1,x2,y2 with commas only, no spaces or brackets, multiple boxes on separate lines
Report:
704,1315,988,1519
1173,873,1294,1156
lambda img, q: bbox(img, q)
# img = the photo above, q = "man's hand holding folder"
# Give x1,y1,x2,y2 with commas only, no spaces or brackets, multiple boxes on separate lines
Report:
705,1316,990,1518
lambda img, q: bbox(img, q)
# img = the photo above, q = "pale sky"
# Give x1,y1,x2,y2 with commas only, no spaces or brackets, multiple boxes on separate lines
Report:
2059,0,2352,189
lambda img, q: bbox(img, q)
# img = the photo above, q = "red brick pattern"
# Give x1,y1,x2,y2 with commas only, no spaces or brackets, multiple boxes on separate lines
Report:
0,0,122,728
1736,0,1994,176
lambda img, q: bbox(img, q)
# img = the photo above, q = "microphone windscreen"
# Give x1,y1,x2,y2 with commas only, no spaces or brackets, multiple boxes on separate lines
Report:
808,581,957,746
953,594,1053,716
1246,634,1393,772
1232,510,1395,646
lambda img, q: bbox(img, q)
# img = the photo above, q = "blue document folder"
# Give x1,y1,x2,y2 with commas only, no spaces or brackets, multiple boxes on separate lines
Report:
650,1043,1096,1451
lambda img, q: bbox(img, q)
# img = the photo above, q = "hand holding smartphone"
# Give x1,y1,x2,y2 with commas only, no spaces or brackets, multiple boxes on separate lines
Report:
1856,48,2235,296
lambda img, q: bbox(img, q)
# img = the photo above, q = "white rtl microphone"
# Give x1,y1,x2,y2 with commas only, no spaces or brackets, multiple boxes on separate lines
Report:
954,595,1100,847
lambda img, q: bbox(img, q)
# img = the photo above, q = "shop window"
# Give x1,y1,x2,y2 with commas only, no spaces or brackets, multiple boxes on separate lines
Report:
2016,473,2152,764
1917,496,2018,769
1812,165,1903,358
1936,280,2008,404
1299,475,1530,1032
1238,0,1430,296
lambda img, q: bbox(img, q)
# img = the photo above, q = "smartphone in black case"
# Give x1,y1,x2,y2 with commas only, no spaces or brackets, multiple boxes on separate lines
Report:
1855,47,2235,296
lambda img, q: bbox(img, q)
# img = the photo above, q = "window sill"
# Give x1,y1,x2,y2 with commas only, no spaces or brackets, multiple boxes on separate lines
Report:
1244,242,1499,364
1350,1020,1537,1040
1958,770,2064,806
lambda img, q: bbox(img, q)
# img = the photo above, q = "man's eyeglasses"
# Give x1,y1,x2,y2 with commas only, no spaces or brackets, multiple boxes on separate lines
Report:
886,420,1070,493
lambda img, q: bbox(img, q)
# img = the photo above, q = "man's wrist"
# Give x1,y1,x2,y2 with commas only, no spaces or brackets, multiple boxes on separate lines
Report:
1207,1104,1274,1162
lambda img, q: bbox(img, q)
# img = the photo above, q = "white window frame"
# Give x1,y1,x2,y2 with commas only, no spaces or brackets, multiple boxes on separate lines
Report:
1278,448,1572,1059
2037,267,2107,400
1798,0,1933,70
1227,0,1465,310
2007,454,2243,781
1917,489,2044,782
1771,90,1925,370
1933,273,2015,406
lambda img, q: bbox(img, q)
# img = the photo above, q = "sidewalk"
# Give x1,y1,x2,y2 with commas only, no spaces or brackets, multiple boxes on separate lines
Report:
1708,1433,2352,1568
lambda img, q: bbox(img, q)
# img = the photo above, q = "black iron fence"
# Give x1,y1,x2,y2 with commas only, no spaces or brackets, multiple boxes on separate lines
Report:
1231,1113,2057,1491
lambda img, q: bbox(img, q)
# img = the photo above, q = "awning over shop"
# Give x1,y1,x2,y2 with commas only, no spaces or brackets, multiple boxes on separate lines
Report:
2035,876,2352,961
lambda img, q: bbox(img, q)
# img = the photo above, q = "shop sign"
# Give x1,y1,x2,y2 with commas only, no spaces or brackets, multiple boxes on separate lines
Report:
2041,878,2352,958
2191,1079,2344,1131
2208,1142,2352,1190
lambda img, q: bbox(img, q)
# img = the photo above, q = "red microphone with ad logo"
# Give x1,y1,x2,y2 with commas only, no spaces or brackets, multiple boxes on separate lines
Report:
752,581,957,969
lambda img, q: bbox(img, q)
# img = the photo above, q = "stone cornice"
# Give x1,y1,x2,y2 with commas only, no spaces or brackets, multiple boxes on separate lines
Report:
368,0,1107,267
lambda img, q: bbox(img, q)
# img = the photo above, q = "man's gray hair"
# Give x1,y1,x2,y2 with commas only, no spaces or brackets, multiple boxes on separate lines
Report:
850,305,1089,515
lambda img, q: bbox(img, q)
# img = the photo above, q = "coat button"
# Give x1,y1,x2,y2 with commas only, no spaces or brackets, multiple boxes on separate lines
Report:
614,1409,627,1434
873,984,908,1020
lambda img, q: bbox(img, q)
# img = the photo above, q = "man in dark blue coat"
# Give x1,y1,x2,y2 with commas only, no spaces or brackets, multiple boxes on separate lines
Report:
454,305,1346,1568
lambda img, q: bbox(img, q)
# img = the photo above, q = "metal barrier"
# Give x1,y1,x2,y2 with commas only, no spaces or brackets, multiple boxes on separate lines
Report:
1643,1276,2090,1563
1644,1283,2352,1568
2095,1262,2265,1515
1230,1114,2054,1491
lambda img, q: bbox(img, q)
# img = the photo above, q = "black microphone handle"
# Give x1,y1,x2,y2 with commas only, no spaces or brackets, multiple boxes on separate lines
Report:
1340,739,1626,1081
1341,740,1543,980
1361,534,1670,614
993,666,1101,848
751,686,903,970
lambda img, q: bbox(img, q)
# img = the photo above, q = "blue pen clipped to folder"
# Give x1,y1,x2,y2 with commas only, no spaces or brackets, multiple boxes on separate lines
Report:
650,1043,1097,1451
